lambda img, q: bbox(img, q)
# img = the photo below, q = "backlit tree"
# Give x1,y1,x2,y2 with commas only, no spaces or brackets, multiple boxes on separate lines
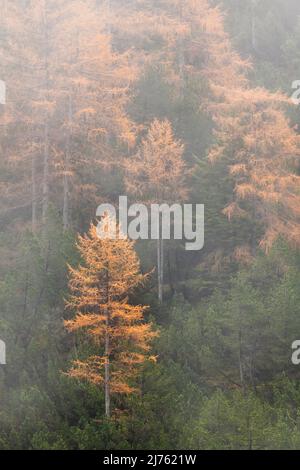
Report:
125,118,186,303
65,218,157,418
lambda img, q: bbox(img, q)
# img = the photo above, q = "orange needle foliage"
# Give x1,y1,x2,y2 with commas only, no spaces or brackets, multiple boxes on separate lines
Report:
157,0,300,251
118,0,300,252
198,1,300,251
125,118,186,203
124,118,186,303
0,0,137,230
65,217,157,416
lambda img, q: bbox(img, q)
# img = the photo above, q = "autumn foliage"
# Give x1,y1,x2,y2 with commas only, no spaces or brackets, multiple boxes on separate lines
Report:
125,119,186,203
65,218,157,417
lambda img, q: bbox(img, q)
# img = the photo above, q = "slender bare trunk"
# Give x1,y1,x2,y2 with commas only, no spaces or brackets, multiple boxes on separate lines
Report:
167,249,175,296
63,95,72,231
106,0,111,35
157,238,164,303
105,317,110,418
178,1,185,94
104,266,110,418
251,0,258,54
32,154,37,232
42,1,49,228
42,120,49,226
157,239,161,303
238,329,245,393
160,238,164,301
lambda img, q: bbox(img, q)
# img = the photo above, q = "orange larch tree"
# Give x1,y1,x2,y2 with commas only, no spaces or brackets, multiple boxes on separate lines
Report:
57,2,137,230
0,0,137,234
200,2,300,252
65,217,157,418
125,118,186,303
147,0,300,254
161,0,300,254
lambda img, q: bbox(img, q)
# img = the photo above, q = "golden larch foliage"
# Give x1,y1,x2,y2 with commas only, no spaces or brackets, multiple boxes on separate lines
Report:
125,118,186,203
65,217,158,409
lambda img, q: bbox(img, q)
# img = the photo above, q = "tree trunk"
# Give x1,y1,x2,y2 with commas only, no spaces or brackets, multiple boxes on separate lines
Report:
31,154,37,232
157,239,161,303
157,237,164,303
106,0,112,35
63,94,72,231
160,238,164,300
42,1,49,229
42,120,49,227
238,329,245,393
167,249,175,296
104,265,110,418
178,1,185,95
105,316,110,418
251,0,258,54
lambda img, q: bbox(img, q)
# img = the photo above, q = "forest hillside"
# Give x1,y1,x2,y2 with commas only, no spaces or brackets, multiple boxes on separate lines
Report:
0,0,300,450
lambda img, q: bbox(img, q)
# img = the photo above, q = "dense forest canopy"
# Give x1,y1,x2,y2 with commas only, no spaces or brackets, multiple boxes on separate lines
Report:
0,0,300,450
